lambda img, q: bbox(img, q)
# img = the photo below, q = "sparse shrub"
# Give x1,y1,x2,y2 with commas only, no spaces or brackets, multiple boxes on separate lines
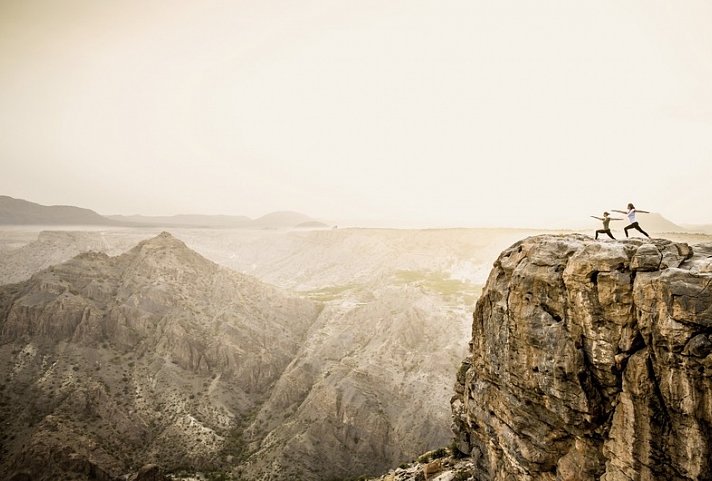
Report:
205,471,231,481
449,440,467,459
452,469,472,481
417,453,431,463
431,448,448,460
457,362,469,381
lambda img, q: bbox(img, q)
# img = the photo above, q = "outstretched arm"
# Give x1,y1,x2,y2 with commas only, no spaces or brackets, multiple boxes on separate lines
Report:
610,218,623,221
590,216,603,220
636,210,650,214
611,209,627,214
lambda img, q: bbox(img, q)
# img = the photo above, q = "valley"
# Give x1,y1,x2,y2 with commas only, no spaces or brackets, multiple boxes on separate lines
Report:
1,226,709,480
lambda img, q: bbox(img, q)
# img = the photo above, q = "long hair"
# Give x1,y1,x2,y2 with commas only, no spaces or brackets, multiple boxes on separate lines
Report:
627,203,635,210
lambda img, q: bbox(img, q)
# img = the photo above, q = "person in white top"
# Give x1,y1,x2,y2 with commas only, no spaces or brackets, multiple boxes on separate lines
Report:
612,203,650,238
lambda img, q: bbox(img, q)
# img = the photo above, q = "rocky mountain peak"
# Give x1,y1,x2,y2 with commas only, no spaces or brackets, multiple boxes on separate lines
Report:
0,234,321,481
138,230,185,246
113,231,220,285
452,234,712,481
0,231,317,350
125,231,202,261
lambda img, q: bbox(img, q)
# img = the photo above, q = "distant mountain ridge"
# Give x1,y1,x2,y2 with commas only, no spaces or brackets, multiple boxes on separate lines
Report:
107,213,253,228
0,195,121,226
1,195,693,231
0,196,325,229
108,211,327,229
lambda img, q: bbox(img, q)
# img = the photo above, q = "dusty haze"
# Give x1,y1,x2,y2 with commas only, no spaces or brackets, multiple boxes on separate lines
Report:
1,0,711,227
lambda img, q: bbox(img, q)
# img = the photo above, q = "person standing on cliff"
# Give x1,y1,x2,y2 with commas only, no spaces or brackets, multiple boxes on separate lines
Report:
612,203,651,238
591,212,622,239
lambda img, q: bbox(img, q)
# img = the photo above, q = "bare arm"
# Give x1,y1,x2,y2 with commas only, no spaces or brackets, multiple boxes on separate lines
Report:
636,210,650,214
610,218,623,221
611,209,627,214
590,216,603,220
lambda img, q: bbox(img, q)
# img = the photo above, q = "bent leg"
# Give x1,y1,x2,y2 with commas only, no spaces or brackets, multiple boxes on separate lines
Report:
624,223,634,237
635,225,650,238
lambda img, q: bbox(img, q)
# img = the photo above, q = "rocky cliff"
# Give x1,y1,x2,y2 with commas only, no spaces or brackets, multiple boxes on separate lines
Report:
452,235,712,481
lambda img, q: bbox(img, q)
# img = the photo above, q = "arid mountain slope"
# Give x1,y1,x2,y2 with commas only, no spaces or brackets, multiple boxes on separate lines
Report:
240,283,467,480
0,231,478,481
0,228,533,288
0,232,320,481
0,230,152,285
168,228,540,293
0,196,119,226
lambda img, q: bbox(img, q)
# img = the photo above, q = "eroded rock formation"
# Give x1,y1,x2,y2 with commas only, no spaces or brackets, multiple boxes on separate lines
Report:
0,231,471,481
452,234,712,481
0,232,321,481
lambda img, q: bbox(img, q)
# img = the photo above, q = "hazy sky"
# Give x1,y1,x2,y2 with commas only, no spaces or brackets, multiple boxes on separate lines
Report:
1,1,711,228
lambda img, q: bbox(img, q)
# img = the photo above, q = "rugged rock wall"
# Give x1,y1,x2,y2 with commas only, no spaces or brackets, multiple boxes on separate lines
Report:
452,235,712,481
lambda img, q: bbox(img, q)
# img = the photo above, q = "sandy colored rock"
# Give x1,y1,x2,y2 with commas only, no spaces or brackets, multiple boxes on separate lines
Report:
452,235,711,481
631,243,662,271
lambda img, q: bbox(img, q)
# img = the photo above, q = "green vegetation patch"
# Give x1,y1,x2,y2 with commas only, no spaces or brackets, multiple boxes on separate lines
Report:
395,270,481,299
302,283,362,302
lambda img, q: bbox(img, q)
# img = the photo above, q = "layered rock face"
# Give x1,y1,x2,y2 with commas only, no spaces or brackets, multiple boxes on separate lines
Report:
452,235,712,481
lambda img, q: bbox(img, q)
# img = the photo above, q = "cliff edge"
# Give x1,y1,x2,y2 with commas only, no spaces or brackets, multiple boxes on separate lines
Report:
452,234,712,481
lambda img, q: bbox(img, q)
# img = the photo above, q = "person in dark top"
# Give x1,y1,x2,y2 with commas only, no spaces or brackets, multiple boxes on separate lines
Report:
591,212,622,239
613,203,651,238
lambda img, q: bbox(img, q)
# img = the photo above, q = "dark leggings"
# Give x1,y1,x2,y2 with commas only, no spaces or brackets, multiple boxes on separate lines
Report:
624,222,650,238
595,229,615,240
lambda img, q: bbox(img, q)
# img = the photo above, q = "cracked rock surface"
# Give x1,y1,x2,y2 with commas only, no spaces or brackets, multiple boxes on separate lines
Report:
452,234,712,481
